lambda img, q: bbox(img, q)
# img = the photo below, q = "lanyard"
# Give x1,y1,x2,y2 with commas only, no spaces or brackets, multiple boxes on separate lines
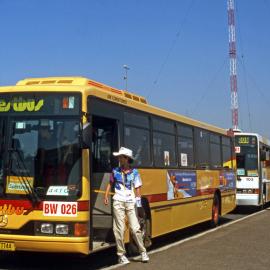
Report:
121,172,126,190
121,169,132,190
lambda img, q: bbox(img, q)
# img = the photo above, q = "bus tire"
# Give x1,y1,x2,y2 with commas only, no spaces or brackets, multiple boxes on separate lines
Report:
127,206,152,255
210,193,220,228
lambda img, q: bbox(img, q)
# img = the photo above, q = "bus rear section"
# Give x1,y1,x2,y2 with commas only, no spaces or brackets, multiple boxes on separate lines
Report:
0,92,91,255
235,133,270,206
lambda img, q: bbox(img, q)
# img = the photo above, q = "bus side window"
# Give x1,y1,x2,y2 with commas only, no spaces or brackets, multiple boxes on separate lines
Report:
195,128,210,168
222,136,232,169
124,126,151,167
177,124,194,168
210,134,222,168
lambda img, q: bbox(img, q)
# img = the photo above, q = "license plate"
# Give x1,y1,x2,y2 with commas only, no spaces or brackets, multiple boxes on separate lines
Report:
0,242,16,251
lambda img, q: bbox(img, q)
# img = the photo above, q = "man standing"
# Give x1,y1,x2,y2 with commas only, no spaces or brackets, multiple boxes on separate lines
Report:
104,147,149,265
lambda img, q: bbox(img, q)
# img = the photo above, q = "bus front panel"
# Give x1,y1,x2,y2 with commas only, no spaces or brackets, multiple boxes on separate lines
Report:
235,135,260,206
0,92,90,254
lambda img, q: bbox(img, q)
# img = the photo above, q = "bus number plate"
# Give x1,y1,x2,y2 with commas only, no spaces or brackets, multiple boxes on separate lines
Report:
0,242,15,251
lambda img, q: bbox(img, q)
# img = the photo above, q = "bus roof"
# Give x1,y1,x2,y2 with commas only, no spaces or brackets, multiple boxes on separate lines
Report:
0,76,228,135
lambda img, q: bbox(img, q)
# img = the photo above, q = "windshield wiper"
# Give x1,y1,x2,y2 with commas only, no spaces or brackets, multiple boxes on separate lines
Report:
7,147,40,205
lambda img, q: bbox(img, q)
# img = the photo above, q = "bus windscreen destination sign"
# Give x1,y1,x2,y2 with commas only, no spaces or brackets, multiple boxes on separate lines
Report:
0,93,80,115
236,136,257,146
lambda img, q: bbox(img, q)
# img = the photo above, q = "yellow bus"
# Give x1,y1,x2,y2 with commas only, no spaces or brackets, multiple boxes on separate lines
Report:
0,77,236,255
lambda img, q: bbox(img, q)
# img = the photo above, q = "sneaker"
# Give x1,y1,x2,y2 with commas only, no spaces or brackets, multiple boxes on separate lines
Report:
141,251,149,263
118,255,130,265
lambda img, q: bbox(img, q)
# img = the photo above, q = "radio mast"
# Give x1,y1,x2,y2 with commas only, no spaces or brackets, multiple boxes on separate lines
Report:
227,0,239,130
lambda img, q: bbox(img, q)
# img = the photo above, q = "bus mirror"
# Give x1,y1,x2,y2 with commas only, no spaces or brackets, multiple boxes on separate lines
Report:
82,122,91,149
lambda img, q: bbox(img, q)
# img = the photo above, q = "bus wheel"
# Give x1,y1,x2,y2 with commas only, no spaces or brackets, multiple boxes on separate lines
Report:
127,207,152,256
211,194,220,228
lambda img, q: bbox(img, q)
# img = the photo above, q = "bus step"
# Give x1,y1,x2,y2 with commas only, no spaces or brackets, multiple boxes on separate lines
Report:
93,241,114,251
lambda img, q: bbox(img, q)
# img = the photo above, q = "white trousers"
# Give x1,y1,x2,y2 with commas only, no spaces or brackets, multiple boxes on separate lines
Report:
113,200,146,256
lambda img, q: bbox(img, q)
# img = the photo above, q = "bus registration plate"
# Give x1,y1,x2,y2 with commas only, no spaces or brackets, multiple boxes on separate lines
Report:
0,242,15,251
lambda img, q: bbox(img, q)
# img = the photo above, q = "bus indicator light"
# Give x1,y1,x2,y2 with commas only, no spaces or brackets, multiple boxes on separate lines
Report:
62,97,69,109
74,222,88,237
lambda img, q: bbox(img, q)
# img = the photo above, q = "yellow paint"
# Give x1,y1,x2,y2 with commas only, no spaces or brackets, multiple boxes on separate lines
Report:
139,169,167,195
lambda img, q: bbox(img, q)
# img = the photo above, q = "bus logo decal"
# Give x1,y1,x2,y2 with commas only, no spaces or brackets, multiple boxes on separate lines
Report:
0,204,25,216
0,98,44,112
0,213,8,227
0,204,24,227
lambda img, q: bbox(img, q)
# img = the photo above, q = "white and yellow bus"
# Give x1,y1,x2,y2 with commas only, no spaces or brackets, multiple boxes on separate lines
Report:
235,132,270,206
0,77,236,255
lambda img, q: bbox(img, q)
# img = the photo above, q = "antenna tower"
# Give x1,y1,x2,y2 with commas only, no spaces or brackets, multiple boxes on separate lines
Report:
227,0,239,130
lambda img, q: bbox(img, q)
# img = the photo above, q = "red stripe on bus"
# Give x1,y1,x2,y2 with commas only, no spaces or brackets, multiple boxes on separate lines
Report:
145,193,168,203
78,201,89,211
88,81,104,88
0,199,35,209
196,189,216,196
110,88,122,94
0,200,89,211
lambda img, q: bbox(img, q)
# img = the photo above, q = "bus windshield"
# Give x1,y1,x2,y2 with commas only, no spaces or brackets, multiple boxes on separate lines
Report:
5,118,81,197
235,135,258,177
0,93,82,199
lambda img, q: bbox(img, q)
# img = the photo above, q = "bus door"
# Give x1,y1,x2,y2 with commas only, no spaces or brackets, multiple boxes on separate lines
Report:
90,115,118,249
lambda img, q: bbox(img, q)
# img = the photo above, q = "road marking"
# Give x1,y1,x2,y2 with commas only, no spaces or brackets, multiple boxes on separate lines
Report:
101,208,268,270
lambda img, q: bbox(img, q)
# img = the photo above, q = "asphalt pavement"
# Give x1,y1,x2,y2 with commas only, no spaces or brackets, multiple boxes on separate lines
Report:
117,208,270,270
0,207,265,270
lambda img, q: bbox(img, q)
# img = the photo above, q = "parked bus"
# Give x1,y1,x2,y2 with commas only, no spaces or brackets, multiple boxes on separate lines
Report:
0,77,236,255
234,132,270,206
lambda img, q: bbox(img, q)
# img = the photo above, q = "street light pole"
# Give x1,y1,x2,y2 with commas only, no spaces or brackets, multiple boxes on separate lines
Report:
123,65,130,91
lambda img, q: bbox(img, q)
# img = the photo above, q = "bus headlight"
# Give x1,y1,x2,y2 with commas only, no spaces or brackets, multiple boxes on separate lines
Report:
55,224,69,235
40,223,54,234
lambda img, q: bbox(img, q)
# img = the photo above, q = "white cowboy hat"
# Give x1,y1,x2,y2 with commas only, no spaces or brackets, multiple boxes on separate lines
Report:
113,147,134,160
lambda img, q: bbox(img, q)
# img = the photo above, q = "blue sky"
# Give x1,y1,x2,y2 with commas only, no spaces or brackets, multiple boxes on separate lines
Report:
0,0,270,137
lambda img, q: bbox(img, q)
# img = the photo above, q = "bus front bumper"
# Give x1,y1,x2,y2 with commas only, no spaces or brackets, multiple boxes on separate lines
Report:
236,194,260,206
0,234,89,255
